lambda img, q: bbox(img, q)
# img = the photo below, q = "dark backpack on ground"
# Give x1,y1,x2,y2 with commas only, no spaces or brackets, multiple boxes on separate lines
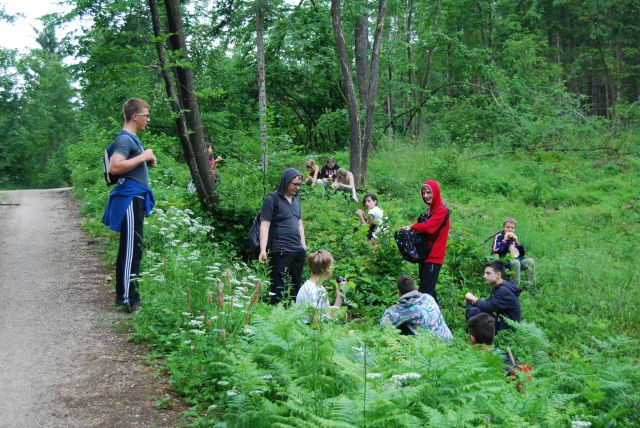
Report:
394,208,450,263
248,192,278,258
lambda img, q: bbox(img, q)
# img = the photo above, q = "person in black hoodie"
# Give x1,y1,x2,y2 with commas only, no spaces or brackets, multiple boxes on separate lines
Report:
258,168,307,303
465,261,522,332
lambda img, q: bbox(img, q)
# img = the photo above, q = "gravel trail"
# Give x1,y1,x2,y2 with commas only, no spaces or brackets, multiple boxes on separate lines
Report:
0,188,184,427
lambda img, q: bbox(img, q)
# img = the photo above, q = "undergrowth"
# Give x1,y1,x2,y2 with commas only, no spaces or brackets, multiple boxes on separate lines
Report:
66,126,640,427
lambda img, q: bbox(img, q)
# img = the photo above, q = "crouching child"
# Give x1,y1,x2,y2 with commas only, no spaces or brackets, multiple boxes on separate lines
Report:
380,275,452,340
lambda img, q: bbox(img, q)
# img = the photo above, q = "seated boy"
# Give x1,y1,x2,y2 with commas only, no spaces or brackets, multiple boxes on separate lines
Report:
491,217,536,291
380,275,452,340
465,261,522,333
467,312,510,366
295,250,344,322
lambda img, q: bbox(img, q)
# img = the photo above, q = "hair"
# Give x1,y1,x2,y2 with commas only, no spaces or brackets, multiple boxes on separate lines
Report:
326,156,335,164
123,98,149,121
305,159,317,169
307,250,334,275
362,193,378,207
484,260,505,277
397,275,417,295
467,313,496,345
503,217,517,227
336,168,350,184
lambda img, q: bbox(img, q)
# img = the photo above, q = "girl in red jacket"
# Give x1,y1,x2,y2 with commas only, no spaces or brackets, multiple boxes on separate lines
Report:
404,179,450,302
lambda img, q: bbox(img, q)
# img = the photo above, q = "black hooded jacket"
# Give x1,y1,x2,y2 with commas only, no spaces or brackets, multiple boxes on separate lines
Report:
259,168,304,253
475,280,522,330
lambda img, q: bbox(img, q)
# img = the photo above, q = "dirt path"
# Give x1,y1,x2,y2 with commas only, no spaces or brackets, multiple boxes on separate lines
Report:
0,188,184,427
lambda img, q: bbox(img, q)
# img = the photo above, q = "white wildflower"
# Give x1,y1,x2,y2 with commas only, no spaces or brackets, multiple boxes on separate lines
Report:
391,372,422,385
207,404,218,411
190,329,205,335
217,380,230,386
188,319,204,328
366,373,382,379
571,422,592,428
262,374,273,381
226,390,238,397
182,312,192,317
183,340,191,345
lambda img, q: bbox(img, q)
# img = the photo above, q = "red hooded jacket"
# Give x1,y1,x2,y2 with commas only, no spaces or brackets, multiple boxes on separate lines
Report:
410,180,450,264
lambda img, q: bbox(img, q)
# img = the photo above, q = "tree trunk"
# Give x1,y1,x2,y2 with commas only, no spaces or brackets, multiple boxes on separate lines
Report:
414,0,440,136
360,0,388,186
355,4,369,107
331,0,362,182
405,0,414,134
147,0,204,203
163,0,218,209
256,5,268,177
387,62,394,137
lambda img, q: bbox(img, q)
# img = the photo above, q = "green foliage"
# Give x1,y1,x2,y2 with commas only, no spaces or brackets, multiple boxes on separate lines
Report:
65,120,640,426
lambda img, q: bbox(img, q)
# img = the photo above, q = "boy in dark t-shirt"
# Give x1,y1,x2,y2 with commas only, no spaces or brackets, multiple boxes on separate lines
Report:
103,98,156,312
319,157,340,185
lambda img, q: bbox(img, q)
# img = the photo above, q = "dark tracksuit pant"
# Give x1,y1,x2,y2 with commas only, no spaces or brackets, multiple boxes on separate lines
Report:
116,197,145,305
419,262,441,303
269,250,306,304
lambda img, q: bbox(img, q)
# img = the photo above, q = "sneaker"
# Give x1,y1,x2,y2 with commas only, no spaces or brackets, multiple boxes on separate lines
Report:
130,301,141,312
115,298,131,312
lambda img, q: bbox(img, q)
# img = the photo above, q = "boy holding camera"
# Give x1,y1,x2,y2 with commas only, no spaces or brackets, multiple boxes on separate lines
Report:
295,250,345,320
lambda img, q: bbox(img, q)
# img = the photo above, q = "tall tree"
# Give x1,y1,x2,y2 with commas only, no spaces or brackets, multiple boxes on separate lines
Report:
331,0,388,186
256,2,268,175
148,0,218,210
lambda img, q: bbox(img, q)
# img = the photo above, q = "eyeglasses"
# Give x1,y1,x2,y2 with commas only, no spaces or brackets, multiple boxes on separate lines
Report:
289,181,302,187
136,113,150,119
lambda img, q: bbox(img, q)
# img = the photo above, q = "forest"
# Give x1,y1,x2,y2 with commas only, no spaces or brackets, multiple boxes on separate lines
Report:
1,0,639,426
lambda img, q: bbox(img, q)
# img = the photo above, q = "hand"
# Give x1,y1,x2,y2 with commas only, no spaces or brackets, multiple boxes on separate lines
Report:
143,149,157,167
465,292,476,304
356,209,364,216
258,250,267,264
215,155,223,163
401,226,412,230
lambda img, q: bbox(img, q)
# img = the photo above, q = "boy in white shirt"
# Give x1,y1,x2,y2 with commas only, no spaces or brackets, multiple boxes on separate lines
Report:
295,250,344,320
356,193,384,240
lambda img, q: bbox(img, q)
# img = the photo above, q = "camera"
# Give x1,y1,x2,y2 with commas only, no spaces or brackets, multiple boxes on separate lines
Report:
336,276,346,284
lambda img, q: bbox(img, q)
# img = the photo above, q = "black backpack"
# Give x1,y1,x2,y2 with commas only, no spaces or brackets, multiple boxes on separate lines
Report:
103,131,144,186
394,209,450,263
103,142,119,185
248,192,277,258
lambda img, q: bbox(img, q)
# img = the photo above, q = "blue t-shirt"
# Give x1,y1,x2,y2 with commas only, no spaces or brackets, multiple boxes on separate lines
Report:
112,130,149,187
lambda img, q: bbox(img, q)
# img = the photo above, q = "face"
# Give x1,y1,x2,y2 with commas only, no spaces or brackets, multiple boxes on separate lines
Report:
504,222,516,234
207,146,213,156
327,159,335,168
483,267,501,284
421,186,433,206
288,177,303,195
133,107,150,131
363,197,376,210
